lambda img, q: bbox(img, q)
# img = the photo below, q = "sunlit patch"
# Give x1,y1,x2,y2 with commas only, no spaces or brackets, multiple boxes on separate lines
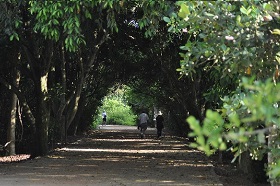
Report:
47,155,66,159
76,164,98,167
169,162,212,167
58,147,193,154
87,138,159,142
29,178,41,181
39,174,78,178
161,180,175,183
135,179,156,183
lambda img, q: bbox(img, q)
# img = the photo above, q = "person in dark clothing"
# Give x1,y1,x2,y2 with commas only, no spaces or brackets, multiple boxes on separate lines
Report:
156,111,164,138
102,111,107,126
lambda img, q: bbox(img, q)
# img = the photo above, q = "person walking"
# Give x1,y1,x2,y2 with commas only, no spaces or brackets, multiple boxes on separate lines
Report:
138,111,149,138
102,111,107,126
156,111,164,138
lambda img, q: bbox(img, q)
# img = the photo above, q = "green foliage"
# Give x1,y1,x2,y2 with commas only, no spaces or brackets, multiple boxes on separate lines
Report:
27,0,172,52
188,77,280,179
29,1,90,51
93,85,137,127
137,0,172,37
166,0,280,182
270,160,280,180
124,85,155,113
188,110,226,156
165,1,279,79
28,0,122,52
0,1,22,41
103,98,136,125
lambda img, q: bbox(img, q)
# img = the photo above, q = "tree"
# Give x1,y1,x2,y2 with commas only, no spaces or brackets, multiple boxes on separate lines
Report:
0,0,125,156
0,0,23,155
165,0,280,184
0,0,176,157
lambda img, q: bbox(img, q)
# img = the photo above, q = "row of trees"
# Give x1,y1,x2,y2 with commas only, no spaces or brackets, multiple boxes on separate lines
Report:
1,0,196,157
1,0,278,184
0,0,140,157
0,0,213,153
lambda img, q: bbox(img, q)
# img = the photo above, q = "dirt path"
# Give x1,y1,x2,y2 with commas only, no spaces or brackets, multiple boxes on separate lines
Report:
0,125,265,186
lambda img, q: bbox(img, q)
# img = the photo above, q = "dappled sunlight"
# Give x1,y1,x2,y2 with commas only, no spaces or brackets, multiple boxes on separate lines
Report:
88,138,151,142
134,179,175,184
47,155,66,159
0,126,222,185
58,147,193,154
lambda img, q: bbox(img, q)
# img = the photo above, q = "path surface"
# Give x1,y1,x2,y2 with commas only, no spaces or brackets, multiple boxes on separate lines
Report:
0,125,259,186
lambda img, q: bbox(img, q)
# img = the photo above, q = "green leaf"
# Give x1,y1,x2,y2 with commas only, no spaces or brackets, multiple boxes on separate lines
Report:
189,142,198,149
167,25,174,32
236,15,244,27
187,116,202,135
180,4,190,15
163,16,171,23
221,44,227,51
219,142,227,151
15,20,21,28
204,12,215,17
240,6,247,15
9,35,14,41
240,6,249,15
208,135,219,148
199,33,206,39
228,112,240,127
196,135,205,146
271,29,280,35
178,12,186,19
53,19,59,25
263,3,273,11
85,9,92,19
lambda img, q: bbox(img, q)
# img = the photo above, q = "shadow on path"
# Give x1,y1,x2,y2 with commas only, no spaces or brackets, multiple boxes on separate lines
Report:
0,125,222,186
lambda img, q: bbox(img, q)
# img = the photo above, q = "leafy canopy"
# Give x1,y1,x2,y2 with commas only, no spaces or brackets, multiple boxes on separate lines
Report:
165,0,280,181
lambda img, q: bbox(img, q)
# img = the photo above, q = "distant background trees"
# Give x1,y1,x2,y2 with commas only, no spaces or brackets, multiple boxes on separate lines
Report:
93,85,137,127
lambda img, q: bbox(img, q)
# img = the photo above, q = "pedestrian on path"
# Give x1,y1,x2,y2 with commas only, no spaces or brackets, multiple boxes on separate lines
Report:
138,110,149,138
102,111,107,126
156,111,164,138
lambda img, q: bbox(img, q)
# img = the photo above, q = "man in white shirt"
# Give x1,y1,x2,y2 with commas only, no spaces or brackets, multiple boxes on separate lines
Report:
138,111,149,138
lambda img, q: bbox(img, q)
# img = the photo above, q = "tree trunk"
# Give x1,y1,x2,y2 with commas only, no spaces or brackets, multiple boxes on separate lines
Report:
36,74,50,156
65,66,85,138
52,31,108,144
7,68,20,155
64,40,104,139
54,44,67,144
69,92,87,136
0,75,38,157
22,38,53,156
51,49,86,143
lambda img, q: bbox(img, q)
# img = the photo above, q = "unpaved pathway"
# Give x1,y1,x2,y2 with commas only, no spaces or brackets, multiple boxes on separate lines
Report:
0,125,257,186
